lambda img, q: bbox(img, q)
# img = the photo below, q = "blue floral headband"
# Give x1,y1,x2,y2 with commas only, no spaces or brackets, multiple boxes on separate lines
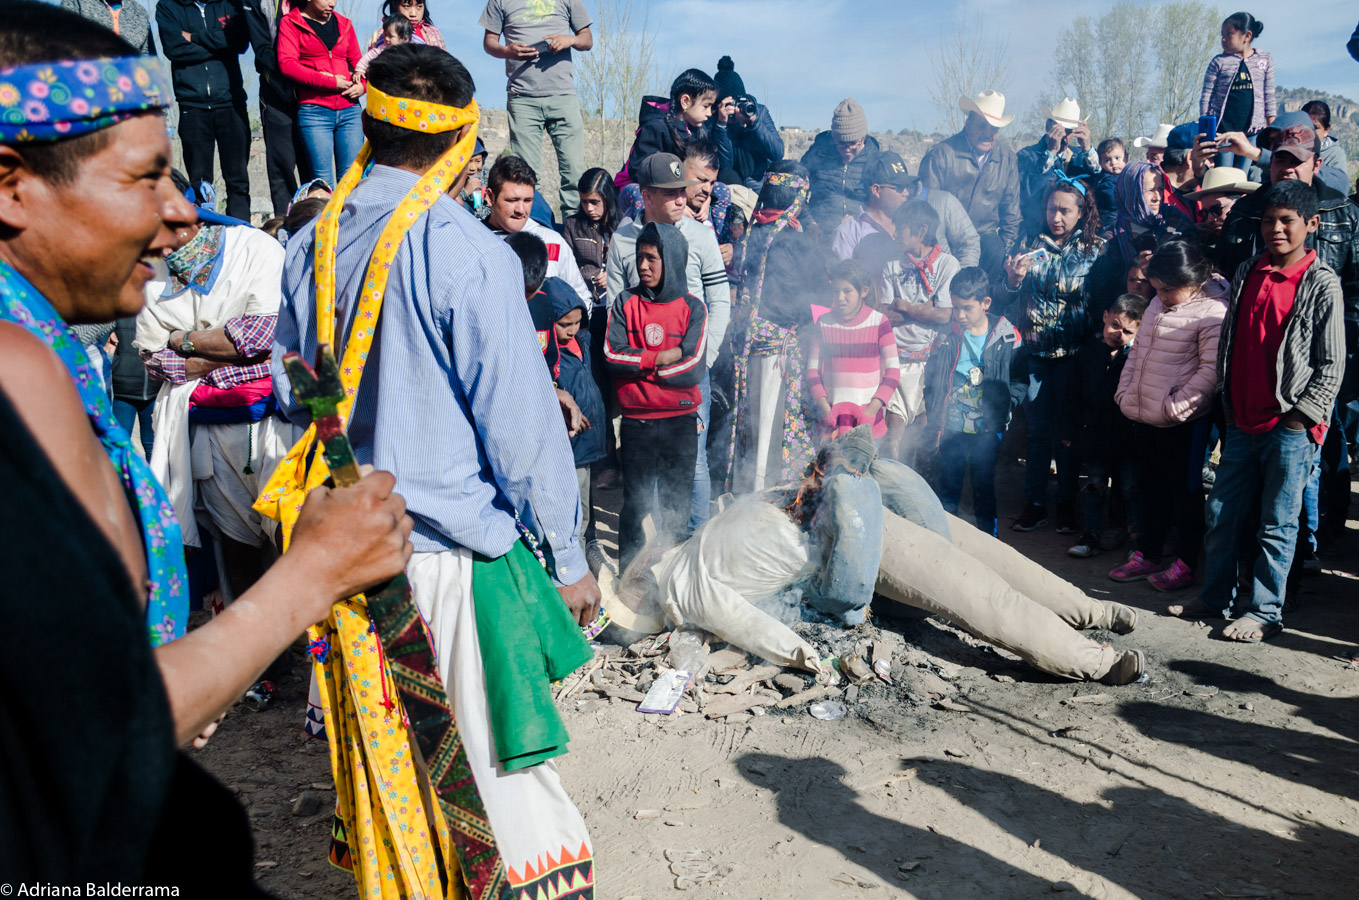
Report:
0,56,171,143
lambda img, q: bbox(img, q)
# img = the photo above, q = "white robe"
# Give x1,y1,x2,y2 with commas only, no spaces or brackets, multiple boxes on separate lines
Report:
136,226,285,548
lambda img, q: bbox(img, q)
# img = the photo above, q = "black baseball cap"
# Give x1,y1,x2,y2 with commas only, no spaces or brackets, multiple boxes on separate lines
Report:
860,151,912,190
636,152,698,189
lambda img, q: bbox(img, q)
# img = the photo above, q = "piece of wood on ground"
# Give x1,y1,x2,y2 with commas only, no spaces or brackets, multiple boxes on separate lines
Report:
706,648,749,671
710,665,780,695
703,690,782,719
1064,692,1115,706
556,657,605,700
596,683,647,703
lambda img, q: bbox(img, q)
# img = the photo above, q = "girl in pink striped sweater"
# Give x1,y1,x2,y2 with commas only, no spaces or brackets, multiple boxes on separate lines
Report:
808,259,902,441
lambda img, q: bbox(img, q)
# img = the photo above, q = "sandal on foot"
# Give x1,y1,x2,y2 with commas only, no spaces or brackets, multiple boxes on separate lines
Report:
1222,618,1282,643
1166,597,1222,619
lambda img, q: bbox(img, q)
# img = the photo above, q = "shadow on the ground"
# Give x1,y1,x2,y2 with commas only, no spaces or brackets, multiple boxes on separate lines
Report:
738,749,1351,899
733,751,1064,898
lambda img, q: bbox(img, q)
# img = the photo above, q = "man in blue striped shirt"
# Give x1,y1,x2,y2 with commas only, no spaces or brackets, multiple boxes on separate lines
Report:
271,44,600,895
273,97,597,617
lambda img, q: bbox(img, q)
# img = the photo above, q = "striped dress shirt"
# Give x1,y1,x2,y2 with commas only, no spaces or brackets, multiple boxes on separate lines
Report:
272,165,587,583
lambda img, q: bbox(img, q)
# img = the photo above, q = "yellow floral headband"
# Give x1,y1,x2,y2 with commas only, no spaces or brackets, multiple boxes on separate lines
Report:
364,85,479,134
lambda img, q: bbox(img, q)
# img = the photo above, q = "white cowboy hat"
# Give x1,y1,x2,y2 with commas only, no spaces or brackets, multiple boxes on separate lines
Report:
1184,167,1260,201
958,90,1014,128
1043,98,1084,129
1133,124,1174,149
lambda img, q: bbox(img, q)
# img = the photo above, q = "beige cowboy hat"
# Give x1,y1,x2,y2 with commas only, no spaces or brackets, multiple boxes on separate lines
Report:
1133,124,1174,149
727,183,758,224
1184,167,1260,201
1042,97,1084,130
958,89,1014,128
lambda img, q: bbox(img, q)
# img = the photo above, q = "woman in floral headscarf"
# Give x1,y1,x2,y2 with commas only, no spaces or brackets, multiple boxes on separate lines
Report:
721,160,829,493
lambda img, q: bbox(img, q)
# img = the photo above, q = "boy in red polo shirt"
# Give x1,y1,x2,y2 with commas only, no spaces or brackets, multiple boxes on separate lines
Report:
1170,177,1344,640
604,221,708,570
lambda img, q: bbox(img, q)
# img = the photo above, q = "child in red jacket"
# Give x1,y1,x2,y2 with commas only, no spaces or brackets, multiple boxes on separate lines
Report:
604,222,708,570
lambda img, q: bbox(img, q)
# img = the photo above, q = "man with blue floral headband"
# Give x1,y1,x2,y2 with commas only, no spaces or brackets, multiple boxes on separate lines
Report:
0,2,413,887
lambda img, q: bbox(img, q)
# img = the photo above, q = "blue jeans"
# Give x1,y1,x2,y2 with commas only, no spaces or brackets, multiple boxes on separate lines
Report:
1301,454,1321,555
937,430,1002,536
296,103,364,190
690,373,711,533
113,395,155,459
1202,424,1316,625
805,472,883,626
1023,355,1078,507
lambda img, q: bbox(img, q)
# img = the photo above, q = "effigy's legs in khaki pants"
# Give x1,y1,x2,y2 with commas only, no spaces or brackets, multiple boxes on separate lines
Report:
876,510,1118,682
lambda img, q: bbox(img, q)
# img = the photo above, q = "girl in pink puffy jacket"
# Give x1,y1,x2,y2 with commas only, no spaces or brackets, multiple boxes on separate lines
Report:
1108,241,1227,592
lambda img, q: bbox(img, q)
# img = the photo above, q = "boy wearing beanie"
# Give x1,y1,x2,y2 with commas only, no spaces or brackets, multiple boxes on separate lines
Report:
801,97,881,230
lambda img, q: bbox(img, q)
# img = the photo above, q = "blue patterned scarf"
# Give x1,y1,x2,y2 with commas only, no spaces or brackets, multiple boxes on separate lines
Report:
0,259,187,646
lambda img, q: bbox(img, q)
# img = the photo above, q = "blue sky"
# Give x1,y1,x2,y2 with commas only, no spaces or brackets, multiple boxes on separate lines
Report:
351,0,1359,133
131,0,1359,135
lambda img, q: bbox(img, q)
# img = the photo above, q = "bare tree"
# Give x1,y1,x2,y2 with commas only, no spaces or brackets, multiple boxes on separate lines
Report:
925,2,1012,134
1049,1,1219,145
574,0,657,172
1153,1,1222,124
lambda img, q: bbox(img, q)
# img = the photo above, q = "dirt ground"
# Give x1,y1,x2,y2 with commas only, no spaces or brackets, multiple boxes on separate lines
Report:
196,463,1359,900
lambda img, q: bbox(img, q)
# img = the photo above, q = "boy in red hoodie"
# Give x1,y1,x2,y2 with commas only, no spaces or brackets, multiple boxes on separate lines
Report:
604,221,708,570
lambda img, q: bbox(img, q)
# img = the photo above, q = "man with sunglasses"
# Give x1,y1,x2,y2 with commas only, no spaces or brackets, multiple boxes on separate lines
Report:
1185,166,1257,255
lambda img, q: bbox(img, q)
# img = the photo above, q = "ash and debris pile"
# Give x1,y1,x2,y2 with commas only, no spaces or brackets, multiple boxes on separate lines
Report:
556,610,1033,727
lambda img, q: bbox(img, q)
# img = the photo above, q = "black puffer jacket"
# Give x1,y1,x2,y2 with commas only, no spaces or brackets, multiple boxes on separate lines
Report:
1058,336,1135,461
156,0,248,110
622,96,733,184
800,132,880,229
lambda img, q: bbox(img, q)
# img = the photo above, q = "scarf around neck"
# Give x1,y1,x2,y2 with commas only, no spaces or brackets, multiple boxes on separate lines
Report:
907,243,943,284
0,258,187,646
162,223,226,296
